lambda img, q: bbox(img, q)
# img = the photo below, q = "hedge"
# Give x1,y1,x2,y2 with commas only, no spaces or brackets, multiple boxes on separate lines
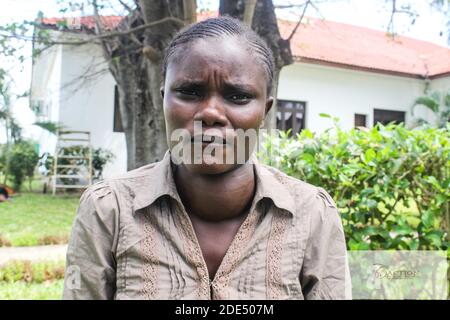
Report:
259,120,449,251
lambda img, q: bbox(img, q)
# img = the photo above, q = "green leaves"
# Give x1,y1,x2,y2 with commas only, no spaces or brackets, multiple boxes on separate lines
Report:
260,123,450,251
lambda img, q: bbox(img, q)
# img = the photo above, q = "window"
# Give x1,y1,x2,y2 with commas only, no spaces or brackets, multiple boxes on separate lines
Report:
373,109,405,126
276,100,306,135
354,113,367,128
113,85,124,132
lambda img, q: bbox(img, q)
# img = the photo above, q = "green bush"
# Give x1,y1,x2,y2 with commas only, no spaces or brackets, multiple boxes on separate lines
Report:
259,121,450,251
5,140,39,191
0,260,65,283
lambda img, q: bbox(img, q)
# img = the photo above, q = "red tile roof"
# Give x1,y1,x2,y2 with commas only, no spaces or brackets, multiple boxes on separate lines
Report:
41,13,450,78
41,16,123,31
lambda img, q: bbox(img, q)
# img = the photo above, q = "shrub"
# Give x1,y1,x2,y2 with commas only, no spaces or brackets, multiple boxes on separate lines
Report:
0,234,11,247
6,140,39,191
259,121,450,251
0,260,65,284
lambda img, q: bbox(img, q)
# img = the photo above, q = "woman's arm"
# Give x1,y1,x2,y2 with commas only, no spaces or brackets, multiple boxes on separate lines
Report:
300,188,352,300
62,182,119,300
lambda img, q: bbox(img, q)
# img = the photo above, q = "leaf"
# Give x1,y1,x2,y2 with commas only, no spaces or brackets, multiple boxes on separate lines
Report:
33,122,65,135
363,149,376,164
425,232,443,248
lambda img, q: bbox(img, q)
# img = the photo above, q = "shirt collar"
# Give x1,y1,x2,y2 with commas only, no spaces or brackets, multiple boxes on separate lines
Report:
132,150,296,215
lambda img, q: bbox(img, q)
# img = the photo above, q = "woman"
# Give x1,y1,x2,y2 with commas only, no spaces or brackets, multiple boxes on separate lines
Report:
63,16,350,300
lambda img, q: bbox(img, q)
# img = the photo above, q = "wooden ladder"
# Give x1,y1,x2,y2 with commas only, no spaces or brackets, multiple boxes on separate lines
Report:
52,130,93,195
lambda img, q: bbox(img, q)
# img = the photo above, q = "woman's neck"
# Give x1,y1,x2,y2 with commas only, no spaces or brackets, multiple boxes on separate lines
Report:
173,163,256,222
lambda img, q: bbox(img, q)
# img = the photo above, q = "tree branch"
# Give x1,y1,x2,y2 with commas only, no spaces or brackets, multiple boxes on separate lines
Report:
287,0,311,41
243,0,258,26
183,0,197,23
117,0,134,13
34,16,185,46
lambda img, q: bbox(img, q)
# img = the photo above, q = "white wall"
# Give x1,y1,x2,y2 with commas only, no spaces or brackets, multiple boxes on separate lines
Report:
278,63,429,132
58,42,127,178
429,76,450,92
30,39,63,157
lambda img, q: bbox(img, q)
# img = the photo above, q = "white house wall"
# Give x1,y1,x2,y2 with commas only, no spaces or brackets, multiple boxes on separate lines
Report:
429,76,450,92
277,62,429,132
58,42,127,179
30,40,63,156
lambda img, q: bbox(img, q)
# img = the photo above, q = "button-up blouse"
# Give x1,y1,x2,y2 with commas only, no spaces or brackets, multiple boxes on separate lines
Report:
63,150,351,300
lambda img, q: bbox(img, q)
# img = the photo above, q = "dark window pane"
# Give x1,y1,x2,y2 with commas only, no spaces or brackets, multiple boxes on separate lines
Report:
276,100,306,136
373,109,405,126
354,113,367,127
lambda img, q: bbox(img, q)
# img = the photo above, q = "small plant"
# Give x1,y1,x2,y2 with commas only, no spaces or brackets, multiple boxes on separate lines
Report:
5,140,39,191
0,234,11,247
92,148,115,180
0,260,65,283
412,90,450,128
37,234,69,246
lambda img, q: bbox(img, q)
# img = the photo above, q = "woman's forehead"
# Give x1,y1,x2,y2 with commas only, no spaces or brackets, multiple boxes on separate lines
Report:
166,36,267,87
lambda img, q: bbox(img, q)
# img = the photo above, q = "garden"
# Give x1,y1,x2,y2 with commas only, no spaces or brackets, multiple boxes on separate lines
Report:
0,140,113,299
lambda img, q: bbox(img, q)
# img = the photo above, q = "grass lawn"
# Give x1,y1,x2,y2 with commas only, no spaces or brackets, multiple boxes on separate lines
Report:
0,279,64,300
0,192,80,246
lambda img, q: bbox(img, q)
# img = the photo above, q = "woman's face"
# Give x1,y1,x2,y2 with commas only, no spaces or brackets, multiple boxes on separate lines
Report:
162,35,273,175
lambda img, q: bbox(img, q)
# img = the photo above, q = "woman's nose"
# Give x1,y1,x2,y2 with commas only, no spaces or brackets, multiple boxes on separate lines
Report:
193,96,228,127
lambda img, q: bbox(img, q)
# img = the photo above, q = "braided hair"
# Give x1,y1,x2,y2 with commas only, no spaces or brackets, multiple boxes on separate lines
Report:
162,16,275,94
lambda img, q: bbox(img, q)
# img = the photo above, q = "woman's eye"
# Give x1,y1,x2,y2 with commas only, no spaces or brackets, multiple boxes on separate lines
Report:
228,93,251,104
176,88,201,98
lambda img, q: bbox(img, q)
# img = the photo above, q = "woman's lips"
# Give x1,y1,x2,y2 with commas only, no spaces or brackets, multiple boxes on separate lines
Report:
191,135,228,145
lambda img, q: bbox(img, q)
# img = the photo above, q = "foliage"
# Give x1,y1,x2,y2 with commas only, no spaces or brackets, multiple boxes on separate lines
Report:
42,145,115,181
92,148,115,180
5,140,40,191
0,192,79,247
0,279,64,300
259,119,450,251
0,260,65,283
0,260,65,300
0,69,22,145
0,144,8,177
33,121,65,135
412,90,450,128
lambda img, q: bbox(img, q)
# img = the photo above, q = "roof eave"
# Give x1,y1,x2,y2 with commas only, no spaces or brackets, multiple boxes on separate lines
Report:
294,56,427,80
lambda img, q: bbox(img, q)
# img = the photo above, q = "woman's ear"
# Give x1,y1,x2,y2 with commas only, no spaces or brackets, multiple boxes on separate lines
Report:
260,96,274,128
160,87,165,99
265,96,274,116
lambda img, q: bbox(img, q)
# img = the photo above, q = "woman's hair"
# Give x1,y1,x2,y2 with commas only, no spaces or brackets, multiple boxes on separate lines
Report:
162,16,275,94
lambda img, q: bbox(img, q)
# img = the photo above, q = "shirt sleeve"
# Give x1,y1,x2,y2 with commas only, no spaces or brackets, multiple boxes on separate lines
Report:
300,187,352,300
62,182,119,300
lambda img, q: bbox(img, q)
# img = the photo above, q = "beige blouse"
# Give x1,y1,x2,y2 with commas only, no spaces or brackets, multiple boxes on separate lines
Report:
63,150,351,300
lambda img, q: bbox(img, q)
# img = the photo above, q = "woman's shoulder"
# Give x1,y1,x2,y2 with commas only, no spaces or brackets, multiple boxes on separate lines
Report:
81,160,164,209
